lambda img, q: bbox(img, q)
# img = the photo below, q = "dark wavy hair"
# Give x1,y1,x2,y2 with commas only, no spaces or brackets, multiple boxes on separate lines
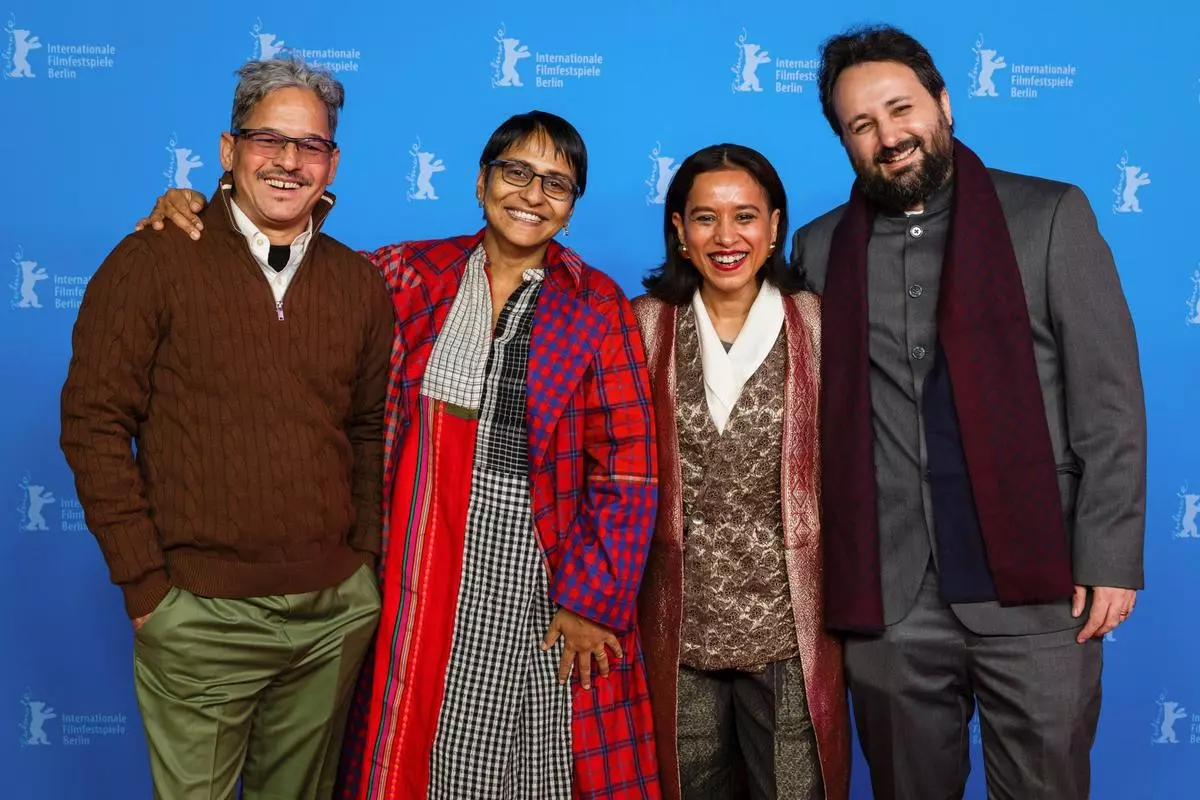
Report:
817,24,947,137
478,110,588,197
641,143,802,305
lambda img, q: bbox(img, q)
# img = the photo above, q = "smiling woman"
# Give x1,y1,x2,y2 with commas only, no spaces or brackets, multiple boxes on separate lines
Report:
471,113,585,323
338,110,662,800
632,143,850,800
336,110,662,800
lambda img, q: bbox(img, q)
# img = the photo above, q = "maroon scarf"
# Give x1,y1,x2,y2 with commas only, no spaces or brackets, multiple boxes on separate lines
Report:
820,138,1075,634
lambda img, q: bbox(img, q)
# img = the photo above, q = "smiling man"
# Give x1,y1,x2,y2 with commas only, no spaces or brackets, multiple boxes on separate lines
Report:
790,25,1147,800
60,57,393,800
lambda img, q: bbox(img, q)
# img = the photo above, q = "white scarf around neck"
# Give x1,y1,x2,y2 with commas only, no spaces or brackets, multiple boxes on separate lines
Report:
690,281,785,434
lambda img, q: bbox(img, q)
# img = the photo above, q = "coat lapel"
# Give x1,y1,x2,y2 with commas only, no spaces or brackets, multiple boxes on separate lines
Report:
781,293,822,549
630,297,686,800
526,261,606,470
386,236,478,476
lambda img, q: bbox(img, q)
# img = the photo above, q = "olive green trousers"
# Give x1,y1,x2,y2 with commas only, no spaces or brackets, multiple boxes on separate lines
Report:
132,564,380,800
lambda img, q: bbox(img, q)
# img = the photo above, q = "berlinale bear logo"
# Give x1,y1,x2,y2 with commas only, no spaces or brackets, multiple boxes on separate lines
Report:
731,29,770,93
407,138,445,201
5,16,41,79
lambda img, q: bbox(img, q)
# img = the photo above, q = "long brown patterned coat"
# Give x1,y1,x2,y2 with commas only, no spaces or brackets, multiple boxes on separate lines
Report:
631,292,849,800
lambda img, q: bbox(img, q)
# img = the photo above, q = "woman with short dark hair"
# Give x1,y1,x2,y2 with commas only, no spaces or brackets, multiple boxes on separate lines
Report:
340,109,662,800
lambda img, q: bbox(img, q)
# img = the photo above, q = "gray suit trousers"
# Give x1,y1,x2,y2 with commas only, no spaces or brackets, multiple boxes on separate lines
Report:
844,567,1103,800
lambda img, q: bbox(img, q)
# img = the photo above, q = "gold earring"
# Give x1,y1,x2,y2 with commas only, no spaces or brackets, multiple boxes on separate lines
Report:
769,241,776,251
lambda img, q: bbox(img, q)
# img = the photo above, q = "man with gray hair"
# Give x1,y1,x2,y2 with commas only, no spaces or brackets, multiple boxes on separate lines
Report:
61,56,392,799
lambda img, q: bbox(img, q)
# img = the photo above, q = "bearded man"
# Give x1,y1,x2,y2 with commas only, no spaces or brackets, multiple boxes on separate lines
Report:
790,24,1147,800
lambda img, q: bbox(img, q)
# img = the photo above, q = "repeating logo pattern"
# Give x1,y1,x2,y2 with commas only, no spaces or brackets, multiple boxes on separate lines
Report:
164,133,204,190
18,690,130,747
489,21,601,90
1112,153,1151,214
17,472,55,531
1153,692,1196,745
969,35,1007,97
1174,483,1199,539
645,142,679,205
407,138,445,201
19,692,56,746
729,28,815,95
249,17,360,72
8,247,90,312
4,14,40,78
966,33,1076,99
1186,267,1200,326
10,247,47,310
3,13,114,80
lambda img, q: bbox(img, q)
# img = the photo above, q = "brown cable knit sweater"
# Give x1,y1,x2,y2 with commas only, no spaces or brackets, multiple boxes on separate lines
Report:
60,175,394,619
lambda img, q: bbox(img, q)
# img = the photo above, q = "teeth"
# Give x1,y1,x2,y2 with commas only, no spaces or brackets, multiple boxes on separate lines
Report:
507,209,542,223
712,253,746,264
266,178,301,189
884,147,916,164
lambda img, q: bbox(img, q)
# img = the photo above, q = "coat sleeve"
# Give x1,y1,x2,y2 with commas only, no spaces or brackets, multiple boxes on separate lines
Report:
548,291,659,633
1046,185,1147,588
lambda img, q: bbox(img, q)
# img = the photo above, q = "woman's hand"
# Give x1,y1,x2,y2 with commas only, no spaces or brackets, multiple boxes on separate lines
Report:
134,189,207,240
542,607,622,690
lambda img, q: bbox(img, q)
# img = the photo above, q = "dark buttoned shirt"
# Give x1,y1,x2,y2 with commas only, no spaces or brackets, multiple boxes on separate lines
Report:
862,180,955,623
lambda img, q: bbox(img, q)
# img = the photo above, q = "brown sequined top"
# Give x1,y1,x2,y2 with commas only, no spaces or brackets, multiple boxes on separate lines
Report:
675,305,800,671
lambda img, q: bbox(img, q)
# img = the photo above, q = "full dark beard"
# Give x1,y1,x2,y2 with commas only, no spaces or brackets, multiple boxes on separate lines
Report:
855,125,953,212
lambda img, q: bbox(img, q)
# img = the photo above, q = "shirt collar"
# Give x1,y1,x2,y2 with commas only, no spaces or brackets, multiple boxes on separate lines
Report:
228,199,314,251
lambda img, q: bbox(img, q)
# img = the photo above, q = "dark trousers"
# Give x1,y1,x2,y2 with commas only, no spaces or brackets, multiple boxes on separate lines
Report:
676,657,823,800
844,568,1103,800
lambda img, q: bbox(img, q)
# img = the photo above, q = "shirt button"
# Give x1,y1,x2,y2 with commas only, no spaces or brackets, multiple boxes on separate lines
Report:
908,284,923,298
255,237,266,246
911,345,927,360
690,514,703,527
909,225,924,238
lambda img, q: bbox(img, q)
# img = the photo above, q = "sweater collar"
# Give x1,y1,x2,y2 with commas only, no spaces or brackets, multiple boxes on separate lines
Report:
205,171,336,240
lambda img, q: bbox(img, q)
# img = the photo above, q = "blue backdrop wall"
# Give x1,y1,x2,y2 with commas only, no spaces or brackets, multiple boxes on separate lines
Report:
3,1,1197,797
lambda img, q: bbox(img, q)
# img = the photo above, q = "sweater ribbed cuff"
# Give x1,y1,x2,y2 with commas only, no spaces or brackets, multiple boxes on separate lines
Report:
121,569,172,620
353,548,378,573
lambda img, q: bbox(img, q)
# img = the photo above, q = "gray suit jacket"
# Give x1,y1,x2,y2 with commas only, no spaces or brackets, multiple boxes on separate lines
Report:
792,168,1147,635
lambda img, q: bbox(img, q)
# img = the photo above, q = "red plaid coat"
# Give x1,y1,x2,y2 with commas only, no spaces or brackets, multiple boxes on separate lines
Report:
338,231,662,799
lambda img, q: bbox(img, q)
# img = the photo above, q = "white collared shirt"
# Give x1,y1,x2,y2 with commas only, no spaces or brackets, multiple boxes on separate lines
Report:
229,199,313,303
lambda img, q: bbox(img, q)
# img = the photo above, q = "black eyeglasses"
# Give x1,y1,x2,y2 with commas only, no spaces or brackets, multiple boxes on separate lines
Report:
232,128,337,162
487,159,579,201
